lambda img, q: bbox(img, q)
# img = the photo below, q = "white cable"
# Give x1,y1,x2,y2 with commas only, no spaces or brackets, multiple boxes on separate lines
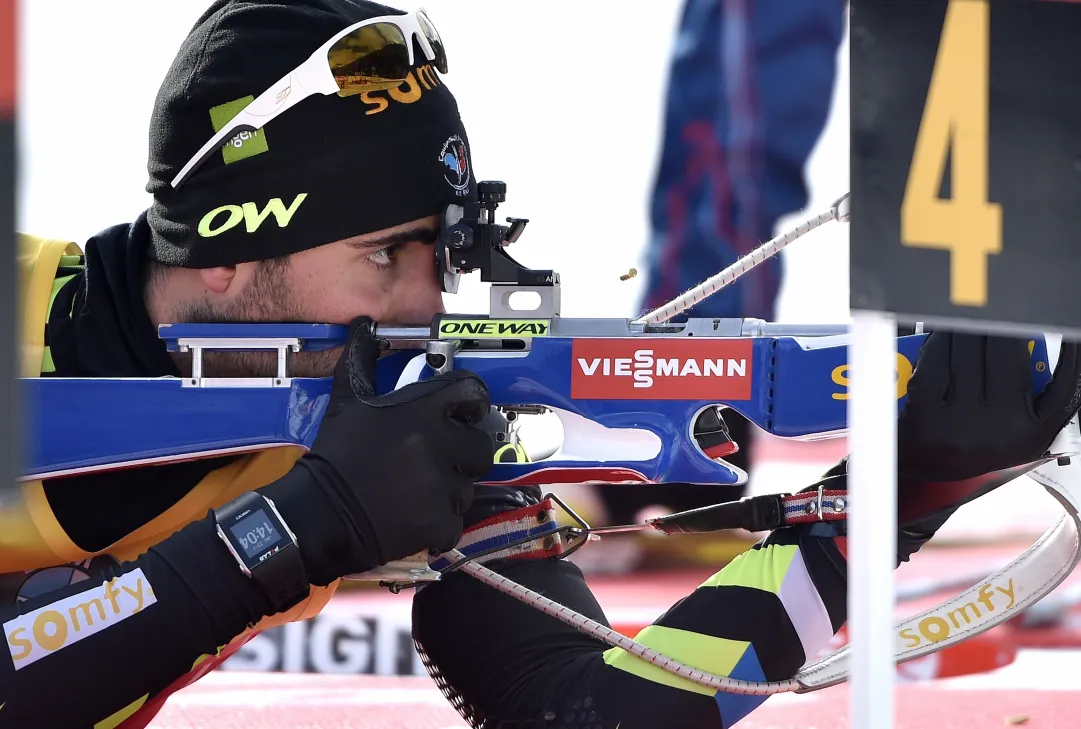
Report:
632,193,850,326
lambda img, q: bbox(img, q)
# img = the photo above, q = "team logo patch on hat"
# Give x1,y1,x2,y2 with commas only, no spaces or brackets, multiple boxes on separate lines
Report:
209,95,270,165
439,135,471,196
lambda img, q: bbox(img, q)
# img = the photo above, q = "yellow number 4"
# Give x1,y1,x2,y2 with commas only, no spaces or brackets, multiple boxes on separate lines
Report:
901,0,1002,307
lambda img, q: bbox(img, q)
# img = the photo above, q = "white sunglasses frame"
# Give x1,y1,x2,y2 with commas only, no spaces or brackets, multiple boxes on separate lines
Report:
170,8,444,190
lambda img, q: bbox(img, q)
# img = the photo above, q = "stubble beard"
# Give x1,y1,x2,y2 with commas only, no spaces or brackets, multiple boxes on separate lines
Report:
170,258,342,379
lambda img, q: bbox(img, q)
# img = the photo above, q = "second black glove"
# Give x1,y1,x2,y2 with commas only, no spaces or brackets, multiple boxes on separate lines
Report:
897,331,1081,483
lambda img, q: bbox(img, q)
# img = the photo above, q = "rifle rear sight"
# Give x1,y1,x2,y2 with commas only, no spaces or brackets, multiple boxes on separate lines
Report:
437,180,561,318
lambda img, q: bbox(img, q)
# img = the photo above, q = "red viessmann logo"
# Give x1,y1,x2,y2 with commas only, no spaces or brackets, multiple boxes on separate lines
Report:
570,339,753,400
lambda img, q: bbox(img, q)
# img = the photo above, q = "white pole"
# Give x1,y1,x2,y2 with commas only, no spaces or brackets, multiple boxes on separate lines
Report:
848,309,898,729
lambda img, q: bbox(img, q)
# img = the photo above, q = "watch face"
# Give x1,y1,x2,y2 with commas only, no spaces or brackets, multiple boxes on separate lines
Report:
229,509,284,563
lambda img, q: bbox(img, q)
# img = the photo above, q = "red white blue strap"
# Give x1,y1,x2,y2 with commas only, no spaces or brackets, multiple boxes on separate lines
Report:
430,487,850,574
430,498,566,571
782,488,849,524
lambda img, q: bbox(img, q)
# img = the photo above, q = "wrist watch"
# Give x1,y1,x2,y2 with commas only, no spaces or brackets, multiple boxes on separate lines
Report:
213,491,311,613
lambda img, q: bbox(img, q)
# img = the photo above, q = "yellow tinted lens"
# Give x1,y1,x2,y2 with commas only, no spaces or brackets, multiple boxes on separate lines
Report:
328,23,410,96
416,12,448,74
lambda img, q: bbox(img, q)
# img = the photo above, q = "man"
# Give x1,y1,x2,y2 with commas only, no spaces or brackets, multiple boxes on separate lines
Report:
3,2,1080,728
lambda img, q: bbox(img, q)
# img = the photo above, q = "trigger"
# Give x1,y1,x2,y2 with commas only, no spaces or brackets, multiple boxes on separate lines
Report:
478,407,531,463
694,407,739,460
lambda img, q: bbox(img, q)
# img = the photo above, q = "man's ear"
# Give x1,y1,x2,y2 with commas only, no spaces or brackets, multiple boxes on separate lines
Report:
197,266,238,294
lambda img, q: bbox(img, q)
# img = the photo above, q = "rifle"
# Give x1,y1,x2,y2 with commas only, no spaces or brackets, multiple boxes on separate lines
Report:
23,181,1081,695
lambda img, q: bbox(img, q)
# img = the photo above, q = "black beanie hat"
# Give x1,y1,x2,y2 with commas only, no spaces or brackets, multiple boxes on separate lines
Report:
144,0,476,268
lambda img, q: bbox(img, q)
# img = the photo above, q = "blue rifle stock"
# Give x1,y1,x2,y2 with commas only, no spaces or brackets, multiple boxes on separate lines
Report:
23,320,1054,484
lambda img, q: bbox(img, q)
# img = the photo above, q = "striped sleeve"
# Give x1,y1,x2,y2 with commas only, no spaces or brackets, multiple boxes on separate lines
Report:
596,527,847,728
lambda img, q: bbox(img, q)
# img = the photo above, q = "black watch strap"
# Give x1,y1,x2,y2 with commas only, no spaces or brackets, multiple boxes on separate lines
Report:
213,491,311,614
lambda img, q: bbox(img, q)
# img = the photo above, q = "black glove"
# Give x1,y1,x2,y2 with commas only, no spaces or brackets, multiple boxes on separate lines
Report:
898,330,1081,483
884,330,1081,551
806,331,1081,565
260,317,495,585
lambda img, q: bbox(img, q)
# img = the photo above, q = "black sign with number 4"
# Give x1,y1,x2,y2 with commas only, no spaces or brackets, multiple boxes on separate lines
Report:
850,0,1081,334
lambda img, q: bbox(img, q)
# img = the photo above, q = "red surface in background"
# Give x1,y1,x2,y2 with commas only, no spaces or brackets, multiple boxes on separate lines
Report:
0,0,14,114
147,672,1081,729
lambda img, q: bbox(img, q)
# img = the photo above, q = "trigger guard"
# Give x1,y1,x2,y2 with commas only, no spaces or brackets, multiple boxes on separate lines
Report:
397,361,747,486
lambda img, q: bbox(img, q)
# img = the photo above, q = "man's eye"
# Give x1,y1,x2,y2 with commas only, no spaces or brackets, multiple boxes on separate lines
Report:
366,246,397,269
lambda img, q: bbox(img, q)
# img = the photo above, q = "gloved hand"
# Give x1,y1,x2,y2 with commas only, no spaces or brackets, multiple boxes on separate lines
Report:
898,331,1081,483
259,316,495,585
808,330,1081,564
890,329,1081,553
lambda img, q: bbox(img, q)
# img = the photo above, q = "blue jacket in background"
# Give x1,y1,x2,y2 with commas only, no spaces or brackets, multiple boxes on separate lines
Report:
641,0,846,321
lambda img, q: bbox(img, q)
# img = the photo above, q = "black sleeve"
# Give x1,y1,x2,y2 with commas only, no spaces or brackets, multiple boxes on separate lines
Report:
0,514,277,728
412,487,849,729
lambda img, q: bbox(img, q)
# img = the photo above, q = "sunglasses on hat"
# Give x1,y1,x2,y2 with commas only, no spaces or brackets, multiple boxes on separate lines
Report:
170,8,447,190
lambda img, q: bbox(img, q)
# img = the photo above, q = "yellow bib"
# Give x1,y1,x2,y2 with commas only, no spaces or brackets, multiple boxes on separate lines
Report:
4,234,336,629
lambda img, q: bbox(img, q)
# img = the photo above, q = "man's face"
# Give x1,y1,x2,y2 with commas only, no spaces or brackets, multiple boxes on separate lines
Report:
177,214,446,378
